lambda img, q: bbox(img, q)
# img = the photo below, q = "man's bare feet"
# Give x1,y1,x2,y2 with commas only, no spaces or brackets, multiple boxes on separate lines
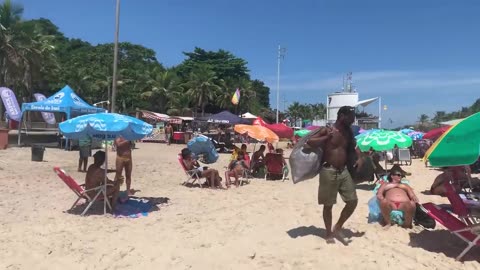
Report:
325,234,336,244
333,226,352,246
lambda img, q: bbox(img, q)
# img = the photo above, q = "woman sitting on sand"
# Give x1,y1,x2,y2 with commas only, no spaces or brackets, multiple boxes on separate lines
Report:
376,169,419,228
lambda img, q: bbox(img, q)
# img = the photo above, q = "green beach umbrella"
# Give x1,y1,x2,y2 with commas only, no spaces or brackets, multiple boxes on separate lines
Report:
356,130,412,152
424,112,480,167
294,129,311,137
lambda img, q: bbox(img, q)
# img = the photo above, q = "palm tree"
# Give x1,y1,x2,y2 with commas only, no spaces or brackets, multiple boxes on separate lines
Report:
183,64,221,116
0,0,56,97
166,89,193,116
418,114,429,125
140,68,181,112
287,102,302,126
0,0,22,28
432,111,446,125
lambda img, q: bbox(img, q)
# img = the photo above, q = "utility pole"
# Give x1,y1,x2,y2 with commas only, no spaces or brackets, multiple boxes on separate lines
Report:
276,45,286,123
111,0,121,113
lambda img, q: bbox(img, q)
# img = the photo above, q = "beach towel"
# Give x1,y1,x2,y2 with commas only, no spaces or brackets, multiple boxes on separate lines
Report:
114,197,154,218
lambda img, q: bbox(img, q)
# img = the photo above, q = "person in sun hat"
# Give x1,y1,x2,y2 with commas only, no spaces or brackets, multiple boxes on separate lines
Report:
376,168,418,229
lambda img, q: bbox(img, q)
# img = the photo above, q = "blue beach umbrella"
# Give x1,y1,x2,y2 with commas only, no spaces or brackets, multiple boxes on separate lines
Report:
59,113,153,215
59,113,153,141
407,131,424,141
400,128,415,134
187,135,219,164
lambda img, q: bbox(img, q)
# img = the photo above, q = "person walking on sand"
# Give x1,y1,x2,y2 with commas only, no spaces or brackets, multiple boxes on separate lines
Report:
307,106,363,245
165,123,173,145
114,136,134,195
78,136,92,172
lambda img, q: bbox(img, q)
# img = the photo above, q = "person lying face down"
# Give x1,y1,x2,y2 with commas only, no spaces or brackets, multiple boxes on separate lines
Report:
181,148,224,189
376,169,418,229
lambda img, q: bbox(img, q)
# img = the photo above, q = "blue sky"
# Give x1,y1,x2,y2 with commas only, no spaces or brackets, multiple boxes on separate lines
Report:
18,0,480,127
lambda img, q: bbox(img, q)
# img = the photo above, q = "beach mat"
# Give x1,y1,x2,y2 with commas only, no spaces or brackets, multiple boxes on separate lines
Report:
114,197,154,218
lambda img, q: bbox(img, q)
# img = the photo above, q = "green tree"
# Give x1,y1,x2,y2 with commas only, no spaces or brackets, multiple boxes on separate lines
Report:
183,64,221,116
177,47,249,79
418,114,429,125
139,68,182,112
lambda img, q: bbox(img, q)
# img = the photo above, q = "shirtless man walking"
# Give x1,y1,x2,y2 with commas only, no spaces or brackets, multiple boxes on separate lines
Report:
114,136,134,195
307,106,362,245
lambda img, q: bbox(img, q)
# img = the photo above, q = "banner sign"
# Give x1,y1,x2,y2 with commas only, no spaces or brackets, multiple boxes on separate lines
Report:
34,93,57,125
0,87,22,121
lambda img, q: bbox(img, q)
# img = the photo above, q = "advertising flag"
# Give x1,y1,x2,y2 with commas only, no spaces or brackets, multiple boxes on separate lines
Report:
0,87,22,121
231,88,240,105
34,93,57,125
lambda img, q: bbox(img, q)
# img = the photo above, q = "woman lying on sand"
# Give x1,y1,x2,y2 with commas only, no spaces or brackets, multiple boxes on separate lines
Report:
376,169,419,229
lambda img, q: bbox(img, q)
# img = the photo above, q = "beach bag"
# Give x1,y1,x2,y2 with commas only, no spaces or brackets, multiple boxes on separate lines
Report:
367,196,382,223
414,203,436,229
289,128,324,184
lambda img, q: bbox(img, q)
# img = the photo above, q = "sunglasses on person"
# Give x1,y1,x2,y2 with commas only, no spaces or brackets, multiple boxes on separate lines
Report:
391,173,402,177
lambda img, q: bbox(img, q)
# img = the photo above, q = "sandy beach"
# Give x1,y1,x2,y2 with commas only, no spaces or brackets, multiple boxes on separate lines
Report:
0,142,478,270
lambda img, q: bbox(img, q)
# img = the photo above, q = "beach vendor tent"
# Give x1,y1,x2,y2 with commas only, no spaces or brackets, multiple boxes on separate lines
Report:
18,85,105,145
241,112,257,119
199,110,251,125
253,117,293,139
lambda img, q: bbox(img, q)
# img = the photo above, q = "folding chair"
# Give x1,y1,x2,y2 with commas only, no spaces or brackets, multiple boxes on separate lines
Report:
177,154,203,188
396,148,412,166
53,167,113,216
444,180,480,224
422,202,480,261
264,153,288,181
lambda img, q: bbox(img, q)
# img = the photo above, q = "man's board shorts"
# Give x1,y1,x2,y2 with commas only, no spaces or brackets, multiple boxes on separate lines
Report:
79,146,91,158
318,166,357,205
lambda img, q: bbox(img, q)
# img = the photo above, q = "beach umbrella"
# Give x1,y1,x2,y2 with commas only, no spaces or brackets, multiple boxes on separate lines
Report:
423,112,480,167
234,124,279,143
294,129,311,138
423,126,451,141
305,125,321,131
187,135,219,164
400,128,415,134
356,130,412,152
407,131,424,140
59,113,153,215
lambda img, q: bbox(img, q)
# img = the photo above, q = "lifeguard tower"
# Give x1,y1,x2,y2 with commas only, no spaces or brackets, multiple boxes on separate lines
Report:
326,73,382,129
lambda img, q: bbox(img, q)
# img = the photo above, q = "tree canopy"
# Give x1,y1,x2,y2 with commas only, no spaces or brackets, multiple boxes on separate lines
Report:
0,1,271,119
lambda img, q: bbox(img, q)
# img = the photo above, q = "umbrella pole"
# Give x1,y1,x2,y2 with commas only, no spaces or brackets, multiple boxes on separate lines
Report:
384,151,388,172
104,135,107,215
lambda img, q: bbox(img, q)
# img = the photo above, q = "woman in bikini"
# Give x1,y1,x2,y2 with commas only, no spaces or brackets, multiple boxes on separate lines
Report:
376,169,418,229
226,151,249,187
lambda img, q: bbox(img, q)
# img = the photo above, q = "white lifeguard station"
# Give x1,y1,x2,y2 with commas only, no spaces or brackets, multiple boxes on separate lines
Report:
326,73,382,129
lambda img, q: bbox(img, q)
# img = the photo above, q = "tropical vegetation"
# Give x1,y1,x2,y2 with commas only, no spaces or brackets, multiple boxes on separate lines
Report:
0,0,271,119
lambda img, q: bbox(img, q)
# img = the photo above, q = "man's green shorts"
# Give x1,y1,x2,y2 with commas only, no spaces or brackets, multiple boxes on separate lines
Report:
318,167,357,205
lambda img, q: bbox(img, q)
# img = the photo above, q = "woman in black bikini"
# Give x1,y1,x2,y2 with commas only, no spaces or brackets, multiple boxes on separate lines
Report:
376,169,418,228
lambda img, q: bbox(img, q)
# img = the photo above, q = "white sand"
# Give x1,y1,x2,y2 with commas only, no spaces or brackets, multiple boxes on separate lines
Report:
0,143,478,269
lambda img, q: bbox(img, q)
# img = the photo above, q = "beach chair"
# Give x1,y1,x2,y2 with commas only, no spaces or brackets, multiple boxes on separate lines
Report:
444,181,480,224
264,153,288,181
422,202,480,261
53,167,112,216
177,154,203,188
396,148,412,166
